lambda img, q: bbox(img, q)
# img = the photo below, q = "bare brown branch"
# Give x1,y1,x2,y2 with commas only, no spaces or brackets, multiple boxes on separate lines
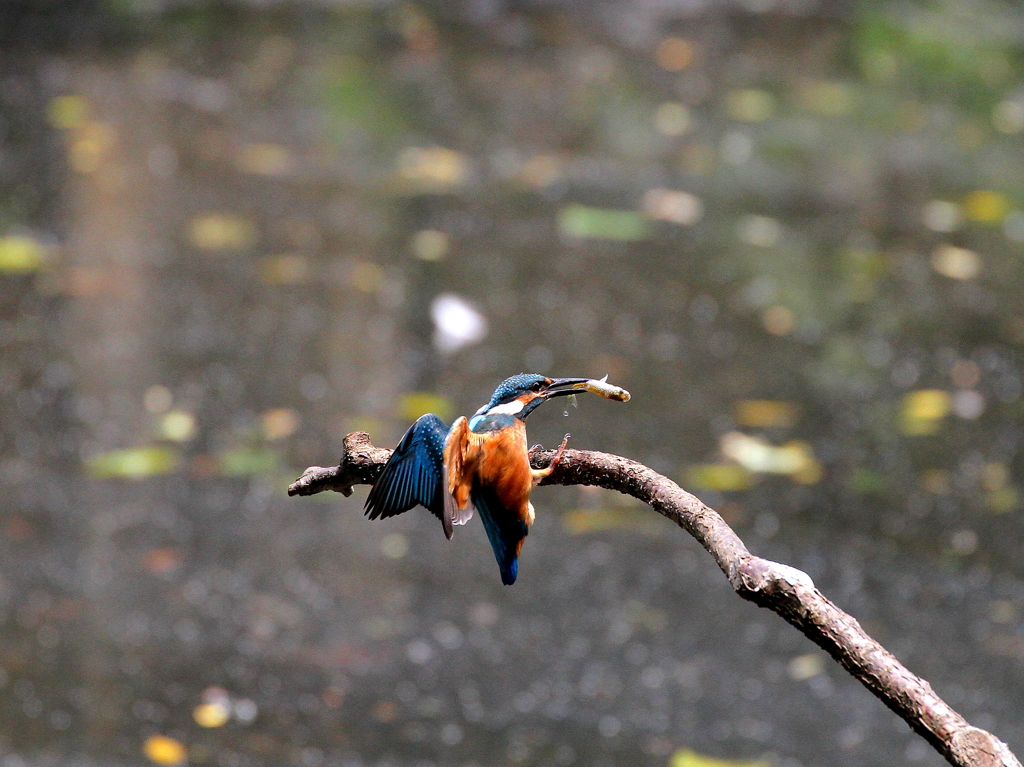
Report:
288,432,1020,767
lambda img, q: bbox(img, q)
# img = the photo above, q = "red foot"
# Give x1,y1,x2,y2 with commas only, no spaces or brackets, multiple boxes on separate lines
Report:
546,433,571,472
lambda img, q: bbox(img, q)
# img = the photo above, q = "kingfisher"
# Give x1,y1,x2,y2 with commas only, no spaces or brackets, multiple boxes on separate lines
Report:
364,373,629,585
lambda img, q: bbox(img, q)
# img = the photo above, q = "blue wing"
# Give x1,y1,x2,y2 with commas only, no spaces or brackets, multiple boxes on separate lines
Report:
472,483,528,586
364,414,452,539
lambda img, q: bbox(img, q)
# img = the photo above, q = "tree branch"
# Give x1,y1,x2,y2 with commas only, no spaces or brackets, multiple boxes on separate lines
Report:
289,432,1020,767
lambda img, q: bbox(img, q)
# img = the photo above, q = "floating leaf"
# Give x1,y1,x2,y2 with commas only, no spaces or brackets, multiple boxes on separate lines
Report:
986,486,1018,515
189,214,256,251
734,400,798,428
653,102,691,136
642,189,703,225
0,235,46,274
87,447,180,480
398,392,453,422
143,735,187,766
218,446,279,477
795,80,857,117
720,433,822,483
901,390,950,435
558,205,651,241
788,653,825,681
397,147,470,190
562,507,663,535
684,463,754,492
669,748,771,767
47,95,89,129
725,89,775,122
159,411,197,442
193,701,230,728
964,190,1009,224
411,229,449,261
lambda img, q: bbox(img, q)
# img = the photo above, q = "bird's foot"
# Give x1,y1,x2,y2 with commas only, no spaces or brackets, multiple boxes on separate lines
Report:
532,434,570,483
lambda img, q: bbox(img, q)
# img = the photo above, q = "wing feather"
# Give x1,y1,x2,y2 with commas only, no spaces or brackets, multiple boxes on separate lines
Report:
364,414,452,539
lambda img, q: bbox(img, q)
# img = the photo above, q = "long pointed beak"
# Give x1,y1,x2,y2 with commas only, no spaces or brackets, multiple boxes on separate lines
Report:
543,377,591,398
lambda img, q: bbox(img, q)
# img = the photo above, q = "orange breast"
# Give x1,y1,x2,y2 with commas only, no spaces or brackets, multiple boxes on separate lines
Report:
474,425,533,516
445,418,534,524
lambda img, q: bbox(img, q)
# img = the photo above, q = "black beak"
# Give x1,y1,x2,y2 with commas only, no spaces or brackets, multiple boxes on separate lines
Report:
543,377,590,398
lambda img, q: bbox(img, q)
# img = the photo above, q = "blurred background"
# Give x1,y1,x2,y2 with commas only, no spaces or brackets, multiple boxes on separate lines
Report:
3,0,1024,765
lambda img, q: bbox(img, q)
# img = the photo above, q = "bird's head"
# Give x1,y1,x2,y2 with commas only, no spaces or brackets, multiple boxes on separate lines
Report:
480,373,591,420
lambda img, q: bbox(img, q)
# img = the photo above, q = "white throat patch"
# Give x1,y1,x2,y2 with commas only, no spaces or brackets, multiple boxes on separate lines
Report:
487,399,525,416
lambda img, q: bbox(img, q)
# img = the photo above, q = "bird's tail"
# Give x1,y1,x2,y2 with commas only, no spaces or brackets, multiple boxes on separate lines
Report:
473,484,527,586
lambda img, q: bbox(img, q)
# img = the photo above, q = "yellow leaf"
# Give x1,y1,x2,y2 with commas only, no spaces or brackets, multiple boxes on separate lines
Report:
398,392,452,422
397,147,470,190
0,235,46,274
964,190,1009,224
795,80,857,117
986,486,1019,515
143,735,187,766
87,447,180,479
189,214,255,251
725,89,775,122
193,702,230,728
734,400,798,428
562,507,663,535
669,748,771,767
684,463,754,492
901,390,950,435
47,95,89,129
719,433,820,482
159,411,197,442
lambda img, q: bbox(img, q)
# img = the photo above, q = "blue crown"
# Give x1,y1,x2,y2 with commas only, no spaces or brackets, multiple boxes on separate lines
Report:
487,373,546,407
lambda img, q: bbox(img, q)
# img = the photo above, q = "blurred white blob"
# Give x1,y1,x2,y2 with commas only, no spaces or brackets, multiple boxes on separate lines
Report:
431,293,489,354
931,244,980,280
642,188,703,225
737,215,782,247
922,200,962,233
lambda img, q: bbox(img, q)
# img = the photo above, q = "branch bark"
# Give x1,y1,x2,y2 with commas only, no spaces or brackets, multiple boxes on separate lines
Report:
289,432,1020,767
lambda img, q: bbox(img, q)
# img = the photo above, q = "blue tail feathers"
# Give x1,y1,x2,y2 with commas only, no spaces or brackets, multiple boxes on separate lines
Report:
473,484,527,585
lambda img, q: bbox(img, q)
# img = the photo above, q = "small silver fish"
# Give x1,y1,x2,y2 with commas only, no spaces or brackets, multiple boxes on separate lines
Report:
583,375,630,402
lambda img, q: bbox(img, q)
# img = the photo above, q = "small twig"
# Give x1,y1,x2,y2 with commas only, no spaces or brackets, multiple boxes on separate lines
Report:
289,432,1020,767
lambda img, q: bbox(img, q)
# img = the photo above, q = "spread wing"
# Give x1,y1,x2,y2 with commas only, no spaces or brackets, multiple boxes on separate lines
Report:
364,413,453,539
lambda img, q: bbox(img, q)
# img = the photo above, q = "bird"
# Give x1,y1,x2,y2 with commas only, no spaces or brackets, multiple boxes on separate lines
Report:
363,373,629,585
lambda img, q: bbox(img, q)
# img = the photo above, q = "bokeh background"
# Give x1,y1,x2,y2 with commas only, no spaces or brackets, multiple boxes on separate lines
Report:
3,0,1024,765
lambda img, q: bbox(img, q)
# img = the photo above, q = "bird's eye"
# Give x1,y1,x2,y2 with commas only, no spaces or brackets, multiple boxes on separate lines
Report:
531,381,543,391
